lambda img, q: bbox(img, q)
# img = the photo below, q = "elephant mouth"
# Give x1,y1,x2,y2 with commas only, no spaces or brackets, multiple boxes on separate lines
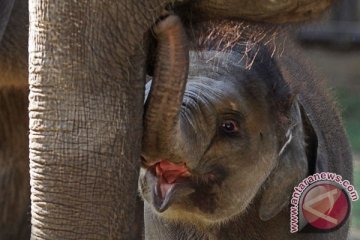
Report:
142,159,227,213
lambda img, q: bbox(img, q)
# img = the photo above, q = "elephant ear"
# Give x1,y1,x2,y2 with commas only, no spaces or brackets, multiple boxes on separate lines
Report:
248,46,310,220
276,52,328,175
259,51,322,221
259,100,309,221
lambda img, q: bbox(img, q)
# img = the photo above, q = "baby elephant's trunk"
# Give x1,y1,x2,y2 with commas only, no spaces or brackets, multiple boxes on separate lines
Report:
142,15,189,162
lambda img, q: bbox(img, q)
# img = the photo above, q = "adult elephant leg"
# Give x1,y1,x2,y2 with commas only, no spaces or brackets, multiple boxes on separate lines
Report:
28,1,177,239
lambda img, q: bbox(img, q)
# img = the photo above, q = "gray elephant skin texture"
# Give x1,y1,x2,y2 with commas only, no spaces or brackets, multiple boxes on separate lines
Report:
139,18,352,240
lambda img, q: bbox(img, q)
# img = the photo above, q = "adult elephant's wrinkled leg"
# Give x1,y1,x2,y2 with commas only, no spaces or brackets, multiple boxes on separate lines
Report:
29,4,190,239
28,1,170,239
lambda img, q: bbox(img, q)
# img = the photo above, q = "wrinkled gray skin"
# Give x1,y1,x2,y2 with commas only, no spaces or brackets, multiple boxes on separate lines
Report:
0,0,342,239
139,17,352,239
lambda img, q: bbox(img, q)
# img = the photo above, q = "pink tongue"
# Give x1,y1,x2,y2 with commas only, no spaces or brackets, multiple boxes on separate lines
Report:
155,160,190,198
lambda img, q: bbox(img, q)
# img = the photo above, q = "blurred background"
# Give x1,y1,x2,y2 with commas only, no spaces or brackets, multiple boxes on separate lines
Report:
294,0,360,238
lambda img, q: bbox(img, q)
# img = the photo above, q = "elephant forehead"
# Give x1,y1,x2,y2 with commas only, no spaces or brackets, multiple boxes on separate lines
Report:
183,79,250,119
189,50,246,80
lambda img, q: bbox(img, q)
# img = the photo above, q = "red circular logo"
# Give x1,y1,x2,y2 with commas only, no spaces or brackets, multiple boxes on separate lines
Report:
301,183,350,230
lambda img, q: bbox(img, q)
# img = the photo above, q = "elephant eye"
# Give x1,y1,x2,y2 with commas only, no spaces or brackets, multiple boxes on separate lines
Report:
220,120,239,135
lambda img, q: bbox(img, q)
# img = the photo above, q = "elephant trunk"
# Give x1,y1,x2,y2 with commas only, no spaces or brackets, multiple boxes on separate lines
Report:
143,15,189,162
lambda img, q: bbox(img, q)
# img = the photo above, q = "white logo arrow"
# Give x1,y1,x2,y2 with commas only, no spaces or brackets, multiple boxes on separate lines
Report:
303,188,339,224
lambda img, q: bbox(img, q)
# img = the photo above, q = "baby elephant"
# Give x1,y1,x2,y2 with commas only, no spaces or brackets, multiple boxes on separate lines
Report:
139,16,352,239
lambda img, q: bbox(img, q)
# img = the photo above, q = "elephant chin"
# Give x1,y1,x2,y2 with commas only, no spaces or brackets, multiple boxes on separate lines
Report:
146,160,193,212
141,163,192,212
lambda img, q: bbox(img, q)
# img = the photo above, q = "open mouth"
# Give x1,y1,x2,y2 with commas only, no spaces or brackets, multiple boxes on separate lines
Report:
142,159,226,213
